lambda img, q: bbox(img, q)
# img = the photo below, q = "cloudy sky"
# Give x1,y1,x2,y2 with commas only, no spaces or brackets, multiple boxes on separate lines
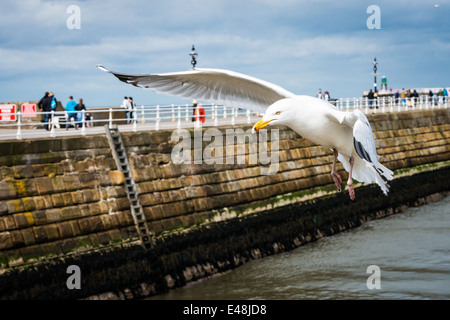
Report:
0,0,449,107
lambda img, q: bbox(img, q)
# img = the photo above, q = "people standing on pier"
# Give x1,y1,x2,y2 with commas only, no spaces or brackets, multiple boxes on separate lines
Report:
367,89,374,108
406,89,412,107
316,89,323,99
443,88,448,102
191,100,198,122
394,90,400,105
75,98,86,128
65,96,78,130
412,90,419,107
438,89,444,104
191,100,205,123
122,96,132,124
428,90,434,104
128,97,136,123
324,91,330,101
373,89,379,108
38,91,52,130
400,89,406,106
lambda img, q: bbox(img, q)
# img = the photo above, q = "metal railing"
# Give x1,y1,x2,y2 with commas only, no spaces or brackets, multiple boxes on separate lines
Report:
0,104,261,140
333,95,449,112
0,98,448,140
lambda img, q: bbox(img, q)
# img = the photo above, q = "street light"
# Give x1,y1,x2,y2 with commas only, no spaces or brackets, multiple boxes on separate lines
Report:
372,57,378,91
189,45,198,69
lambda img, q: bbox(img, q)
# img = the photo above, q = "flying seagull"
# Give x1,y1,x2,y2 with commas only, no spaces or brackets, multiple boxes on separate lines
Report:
97,65,393,200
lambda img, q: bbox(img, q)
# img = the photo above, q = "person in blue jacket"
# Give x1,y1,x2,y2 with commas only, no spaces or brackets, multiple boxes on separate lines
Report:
65,96,78,130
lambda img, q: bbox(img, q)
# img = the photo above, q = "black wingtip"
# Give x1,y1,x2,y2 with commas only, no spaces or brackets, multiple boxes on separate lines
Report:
353,137,373,163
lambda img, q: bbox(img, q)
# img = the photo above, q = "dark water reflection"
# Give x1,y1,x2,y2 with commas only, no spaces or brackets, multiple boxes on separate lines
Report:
150,196,450,300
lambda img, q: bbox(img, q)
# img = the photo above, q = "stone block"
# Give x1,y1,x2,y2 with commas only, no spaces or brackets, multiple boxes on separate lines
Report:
60,238,77,254
62,174,81,191
160,203,179,218
88,202,102,215
139,193,156,206
50,193,64,207
60,206,82,221
21,197,36,212
96,231,111,245
78,217,92,234
13,165,34,179
0,180,16,200
107,229,123,243
78,204,91,216
87,215,104,233
0,231,13,250
51,176,66,192
71,190,84,204
79,172,99,188
32,226,48,243
160,218,176,230
137,181,155,193
4,249,23,267
20,245,45,263
98,200,110,214
2,215,16,230
69,220,81,236
44,224,60,241
40,242,63,258
0,200,8,216
13,213,29,229
35,176,54,195
99,214,114,230
31,164,45,177
20,228,36,246
6,199,24,214
116,197,130,211
82,189,100,203
58,221,75,238
61,192,74,206
33,196,46,210
143,205,163,220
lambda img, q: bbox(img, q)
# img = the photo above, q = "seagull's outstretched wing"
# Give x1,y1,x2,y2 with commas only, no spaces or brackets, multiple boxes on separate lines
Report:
97,65,295,112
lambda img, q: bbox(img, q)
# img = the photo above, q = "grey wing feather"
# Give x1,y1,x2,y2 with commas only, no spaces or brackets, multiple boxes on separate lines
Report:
97,65,295,113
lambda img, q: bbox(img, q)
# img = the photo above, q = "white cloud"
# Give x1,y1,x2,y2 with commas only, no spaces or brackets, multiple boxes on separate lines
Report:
0,0,449,105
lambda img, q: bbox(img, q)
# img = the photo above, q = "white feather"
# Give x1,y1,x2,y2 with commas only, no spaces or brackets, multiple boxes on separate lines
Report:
98,65,393,195
97,65,295,112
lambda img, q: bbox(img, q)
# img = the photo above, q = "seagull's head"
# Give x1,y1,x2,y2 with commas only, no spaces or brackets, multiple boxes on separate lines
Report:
252,99,297,133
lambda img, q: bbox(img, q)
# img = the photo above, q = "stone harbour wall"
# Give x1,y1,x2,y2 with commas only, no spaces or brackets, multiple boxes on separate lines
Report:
0,108,449,269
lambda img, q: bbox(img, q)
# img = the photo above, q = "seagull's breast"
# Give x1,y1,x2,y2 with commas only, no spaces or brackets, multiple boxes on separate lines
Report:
287,97,354,157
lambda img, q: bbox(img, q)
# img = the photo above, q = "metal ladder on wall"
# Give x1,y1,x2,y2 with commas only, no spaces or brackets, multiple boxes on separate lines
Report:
104,125,154,249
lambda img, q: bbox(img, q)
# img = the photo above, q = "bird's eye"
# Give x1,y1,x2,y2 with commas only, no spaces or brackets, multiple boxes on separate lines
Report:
275,111,281,115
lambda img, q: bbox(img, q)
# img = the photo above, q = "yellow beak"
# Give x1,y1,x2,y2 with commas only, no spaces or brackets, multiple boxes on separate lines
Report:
252,119,274,133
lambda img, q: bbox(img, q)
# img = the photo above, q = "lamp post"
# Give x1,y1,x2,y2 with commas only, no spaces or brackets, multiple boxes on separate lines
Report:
189,45,198,69
372,57,378,91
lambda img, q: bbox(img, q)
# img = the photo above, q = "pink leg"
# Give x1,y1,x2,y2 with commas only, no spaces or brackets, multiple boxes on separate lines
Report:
347,156,355,201
331,149,343,192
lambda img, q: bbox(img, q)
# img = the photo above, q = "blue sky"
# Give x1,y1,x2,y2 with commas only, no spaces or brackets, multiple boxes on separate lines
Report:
0,0,449,107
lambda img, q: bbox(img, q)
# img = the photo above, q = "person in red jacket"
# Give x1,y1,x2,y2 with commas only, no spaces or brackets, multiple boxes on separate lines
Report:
192,100,205,123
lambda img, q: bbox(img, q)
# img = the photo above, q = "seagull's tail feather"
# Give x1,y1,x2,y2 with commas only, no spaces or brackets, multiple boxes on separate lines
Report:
337,155,393,195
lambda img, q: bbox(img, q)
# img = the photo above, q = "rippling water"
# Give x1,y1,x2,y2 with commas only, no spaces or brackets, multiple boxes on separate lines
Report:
152,195,450,300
